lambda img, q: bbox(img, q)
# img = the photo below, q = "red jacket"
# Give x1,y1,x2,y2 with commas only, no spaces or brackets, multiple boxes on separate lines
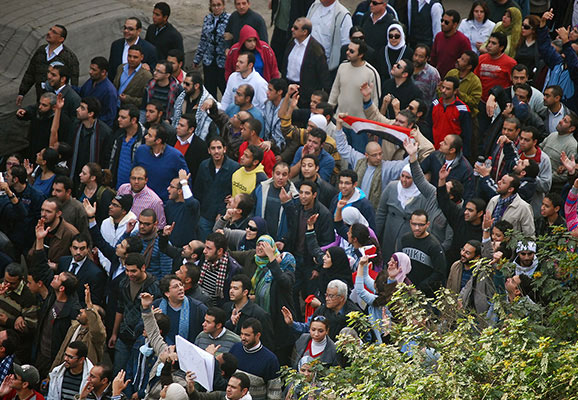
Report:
428,97,473,157
225,25,280,81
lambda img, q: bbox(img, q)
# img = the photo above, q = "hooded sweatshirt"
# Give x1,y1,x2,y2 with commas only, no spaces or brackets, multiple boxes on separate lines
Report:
225,25,280,81
232,163,268,197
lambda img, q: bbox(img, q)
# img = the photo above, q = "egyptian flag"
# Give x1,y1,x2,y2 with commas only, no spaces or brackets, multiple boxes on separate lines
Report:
341,115,412,146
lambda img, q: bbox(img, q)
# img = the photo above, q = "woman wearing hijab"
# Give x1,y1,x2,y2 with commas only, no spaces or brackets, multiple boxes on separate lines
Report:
480,7,522,57
214,216,268,251
355,252,412,343
230,235,296,365
374,23,413,87
376,164,429,261
320,207,379,253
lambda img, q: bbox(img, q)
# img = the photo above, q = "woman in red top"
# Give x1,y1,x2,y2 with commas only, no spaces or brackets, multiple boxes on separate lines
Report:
292,316,338,370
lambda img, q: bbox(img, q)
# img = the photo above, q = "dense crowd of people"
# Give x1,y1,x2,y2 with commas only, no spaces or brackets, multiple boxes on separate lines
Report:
2,0,578,398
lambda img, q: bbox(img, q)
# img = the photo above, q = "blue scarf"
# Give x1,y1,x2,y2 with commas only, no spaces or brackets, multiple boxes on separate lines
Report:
159,297,190,340
492,194,516,223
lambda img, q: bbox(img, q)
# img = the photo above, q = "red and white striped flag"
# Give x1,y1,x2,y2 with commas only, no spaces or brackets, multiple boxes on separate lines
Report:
341,115,412,147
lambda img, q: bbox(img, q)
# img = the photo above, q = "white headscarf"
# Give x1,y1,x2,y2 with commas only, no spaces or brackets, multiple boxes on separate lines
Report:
308,114,327,131
396,164,420,209
387,24,406,50
342,207,369,226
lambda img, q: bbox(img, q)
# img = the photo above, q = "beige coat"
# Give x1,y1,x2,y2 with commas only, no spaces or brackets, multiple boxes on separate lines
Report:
114,64,153,107
486,194,535,237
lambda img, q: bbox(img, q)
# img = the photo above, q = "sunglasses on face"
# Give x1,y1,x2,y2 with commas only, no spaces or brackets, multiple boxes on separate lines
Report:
441,18,452,25
370,1,384,5
246,225,258,232
522,24,532,30
389,34,401,39
394,63,404,69
346,48,356,53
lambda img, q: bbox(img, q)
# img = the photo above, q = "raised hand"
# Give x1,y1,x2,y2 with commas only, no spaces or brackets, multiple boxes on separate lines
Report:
125,218,137,235
112,370,131,396
55,93,65,110
306,213,319,230
200,98,215,112
162,222,175,237
439,163,451,181
260,240,277,261
205,344,221,355
360,82,373,102
540,8,553,28
403,137,418,159
231,308,240,326
84,284,93,309
140,292,154,309
35,219,50,240
561,151,576,174
281,306,294,325
279,187,292,203
336,199,348,210
185,371,197,394
483,210,494,231
23,159,34,176
82,198,97,218
178,169,190,181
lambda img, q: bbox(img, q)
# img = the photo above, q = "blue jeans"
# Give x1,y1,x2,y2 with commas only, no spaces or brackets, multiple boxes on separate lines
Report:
113,338,133,375
198,216,215,241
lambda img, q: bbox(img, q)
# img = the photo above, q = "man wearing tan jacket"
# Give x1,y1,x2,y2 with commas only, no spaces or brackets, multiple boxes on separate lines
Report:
113,45,153,108
52,284,106,371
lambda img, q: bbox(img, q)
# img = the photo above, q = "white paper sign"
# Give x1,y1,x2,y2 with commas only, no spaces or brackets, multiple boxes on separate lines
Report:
175,335,215,391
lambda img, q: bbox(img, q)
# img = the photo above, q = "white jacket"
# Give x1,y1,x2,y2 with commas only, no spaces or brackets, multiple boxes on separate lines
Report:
219,70,268,113
47,359,93,400
97,211,137,275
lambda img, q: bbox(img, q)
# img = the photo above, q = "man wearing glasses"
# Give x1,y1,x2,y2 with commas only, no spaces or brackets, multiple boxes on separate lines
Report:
46,341,93,400
430,10,472,79
143,61,184,122
359,0,396,50
17,25,79,105
108,17,157,82
398,209,447,298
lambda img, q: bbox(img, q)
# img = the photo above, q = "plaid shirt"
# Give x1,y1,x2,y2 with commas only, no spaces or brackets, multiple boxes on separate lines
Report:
117,184,166,227
144,77,183,121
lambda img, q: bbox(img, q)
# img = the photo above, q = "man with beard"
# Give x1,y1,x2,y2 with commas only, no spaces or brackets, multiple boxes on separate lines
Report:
446,240,482,293
412,44,440,102
172,73,215,140
513,241,539,277
31,198,79,262
16,92,72,159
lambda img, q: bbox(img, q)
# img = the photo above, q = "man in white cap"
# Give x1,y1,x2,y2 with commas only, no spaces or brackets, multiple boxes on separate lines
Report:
514,241,539,277
0,364,42,400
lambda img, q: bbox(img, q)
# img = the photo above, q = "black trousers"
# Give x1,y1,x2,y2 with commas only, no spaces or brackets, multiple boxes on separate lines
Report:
203,61,226,100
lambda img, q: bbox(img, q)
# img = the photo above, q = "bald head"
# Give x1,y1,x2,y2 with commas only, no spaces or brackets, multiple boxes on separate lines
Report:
365,141,383,167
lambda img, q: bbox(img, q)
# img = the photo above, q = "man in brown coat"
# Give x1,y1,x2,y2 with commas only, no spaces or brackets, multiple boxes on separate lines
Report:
52,284,106,371
113,44,153,108
446,240,481,295
31,198,79,263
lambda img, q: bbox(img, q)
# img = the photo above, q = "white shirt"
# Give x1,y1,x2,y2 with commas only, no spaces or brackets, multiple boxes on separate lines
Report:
69,257,87,274
548,106,566,134
122,37,141,64
219,70,269,113
309,1,352,61
286,35,311,82
458,19,495,55
45,44,63,61
177,133,194,145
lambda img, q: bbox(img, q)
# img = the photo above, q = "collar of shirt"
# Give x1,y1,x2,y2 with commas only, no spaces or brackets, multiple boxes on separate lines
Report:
149,144,166,157
177,134,194,145
210,327,228,340
71,257,87,272
549,106,565,118
370,10,387,23
125,37,140,47
46,44,64,59
54,84,67,95
316,1,336,16
294,34,311,48
123,63,142,74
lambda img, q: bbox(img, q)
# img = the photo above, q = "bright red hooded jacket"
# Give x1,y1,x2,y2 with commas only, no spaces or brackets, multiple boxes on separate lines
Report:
225,25,280,81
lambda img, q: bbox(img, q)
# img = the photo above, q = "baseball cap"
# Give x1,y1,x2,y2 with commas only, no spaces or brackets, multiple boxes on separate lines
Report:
13,364,40,385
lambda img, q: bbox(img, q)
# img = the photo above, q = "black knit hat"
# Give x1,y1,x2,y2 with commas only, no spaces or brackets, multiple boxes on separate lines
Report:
115,194,133,213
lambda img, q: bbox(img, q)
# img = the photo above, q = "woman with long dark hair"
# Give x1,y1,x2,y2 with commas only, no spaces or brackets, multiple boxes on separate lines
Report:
515,15,542,81
458,1,496,54
78,162,115,224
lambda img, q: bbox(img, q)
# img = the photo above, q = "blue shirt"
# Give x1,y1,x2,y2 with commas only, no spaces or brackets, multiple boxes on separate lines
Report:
291,147,335,182
133,144,189,202
225,104,265,138
117,136,137,188
33,175,56,197
79,78,118,128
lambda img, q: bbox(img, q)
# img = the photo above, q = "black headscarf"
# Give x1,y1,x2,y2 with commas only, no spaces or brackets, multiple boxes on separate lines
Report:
319,246,354,295
238,216,268,250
